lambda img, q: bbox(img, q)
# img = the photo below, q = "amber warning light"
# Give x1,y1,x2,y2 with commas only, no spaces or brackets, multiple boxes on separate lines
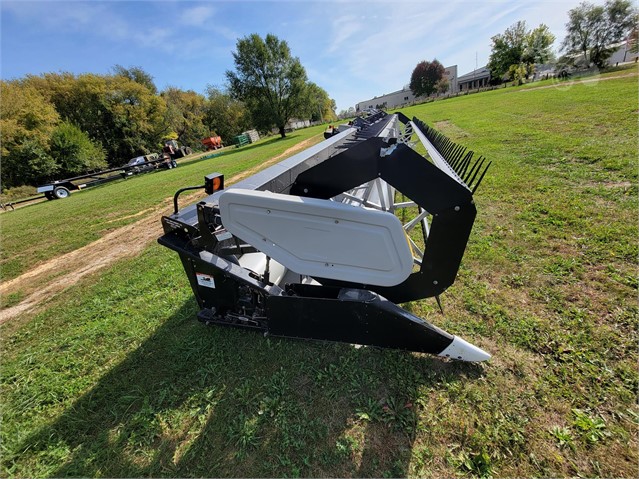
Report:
205,173,224,194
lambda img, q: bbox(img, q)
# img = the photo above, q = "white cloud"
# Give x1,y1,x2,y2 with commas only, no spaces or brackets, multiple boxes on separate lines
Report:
307,0,588,110
0,0,597,110
179,5,216,27
1,0,105,30
328,14,365,53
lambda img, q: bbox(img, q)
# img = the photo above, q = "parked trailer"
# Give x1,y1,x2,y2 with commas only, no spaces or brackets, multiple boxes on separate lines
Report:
38,155,176,200
159,109,493,361
1,155,174,210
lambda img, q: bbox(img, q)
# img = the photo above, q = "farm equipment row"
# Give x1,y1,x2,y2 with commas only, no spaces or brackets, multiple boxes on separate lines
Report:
159,110,492,361
1,141,193,210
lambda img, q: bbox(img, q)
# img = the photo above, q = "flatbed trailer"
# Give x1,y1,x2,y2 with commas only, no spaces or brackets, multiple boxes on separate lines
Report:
1,156,174,210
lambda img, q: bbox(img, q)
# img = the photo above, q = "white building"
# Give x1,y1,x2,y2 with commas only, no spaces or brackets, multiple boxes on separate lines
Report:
457,66,491,91
356,65,458,112
607,40,638,65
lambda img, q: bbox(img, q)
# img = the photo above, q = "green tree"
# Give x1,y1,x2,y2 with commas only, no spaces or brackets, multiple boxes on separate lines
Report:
435,78,450,95
161,87,208,149
25,73,167,165
524,24,556,65
409,59,445,97
203,86,252,143
102,75,167,161
49,121,107,177
488,21,528,78
226,33,309,138
562,0,637,68
338,107,355,120
113,65,158,94
488,21,555,80
508,63,533,85
0,81,60,187
628,26,638,55
304,82,337,122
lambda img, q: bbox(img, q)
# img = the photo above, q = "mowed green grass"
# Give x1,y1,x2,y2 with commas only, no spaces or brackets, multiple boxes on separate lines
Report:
1,70,637,478
0,125,327,283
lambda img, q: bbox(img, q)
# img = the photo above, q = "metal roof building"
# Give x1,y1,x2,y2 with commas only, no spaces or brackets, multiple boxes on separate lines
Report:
356,65,458,112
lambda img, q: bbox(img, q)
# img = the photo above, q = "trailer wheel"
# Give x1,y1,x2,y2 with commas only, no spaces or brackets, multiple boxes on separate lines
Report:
185,147,193,155
53,186,71,199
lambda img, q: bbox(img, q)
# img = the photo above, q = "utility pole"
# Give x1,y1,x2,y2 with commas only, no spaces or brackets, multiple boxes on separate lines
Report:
475,51,478,90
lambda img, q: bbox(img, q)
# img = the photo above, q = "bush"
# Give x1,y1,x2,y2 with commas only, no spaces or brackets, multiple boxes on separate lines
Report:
49,121,107,176
0,185,37,202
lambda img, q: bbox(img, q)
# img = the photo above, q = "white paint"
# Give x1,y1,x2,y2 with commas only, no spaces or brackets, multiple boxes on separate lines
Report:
196,273,215,289
438,336,491,362
219,189,413,287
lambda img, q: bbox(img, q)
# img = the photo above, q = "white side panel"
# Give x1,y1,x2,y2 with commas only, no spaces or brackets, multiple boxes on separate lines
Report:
219,189,413,287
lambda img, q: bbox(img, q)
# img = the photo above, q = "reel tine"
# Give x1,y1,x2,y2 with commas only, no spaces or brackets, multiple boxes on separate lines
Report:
465,157,485,186
471,161,491,194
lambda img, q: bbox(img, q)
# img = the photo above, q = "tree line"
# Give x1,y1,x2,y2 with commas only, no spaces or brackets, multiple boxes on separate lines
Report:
409,0,636,97
1,33,336,190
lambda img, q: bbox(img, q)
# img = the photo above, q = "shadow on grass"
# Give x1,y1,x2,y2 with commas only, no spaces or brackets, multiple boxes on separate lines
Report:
10,298,484,477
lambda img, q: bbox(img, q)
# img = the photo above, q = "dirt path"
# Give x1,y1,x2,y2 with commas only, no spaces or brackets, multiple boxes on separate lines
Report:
0,135,321,325
0,201,172,324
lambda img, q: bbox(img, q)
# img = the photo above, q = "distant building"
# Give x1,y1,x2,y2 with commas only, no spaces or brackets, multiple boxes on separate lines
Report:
457,66,491,91
286,119,310,130
356,65,458,111
607,40,638,64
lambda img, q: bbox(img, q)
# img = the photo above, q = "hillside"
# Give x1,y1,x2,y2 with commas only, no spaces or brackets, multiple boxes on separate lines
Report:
1,69,637,478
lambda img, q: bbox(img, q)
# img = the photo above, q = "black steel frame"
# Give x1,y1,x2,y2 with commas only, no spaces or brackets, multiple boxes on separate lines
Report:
158,111,490,359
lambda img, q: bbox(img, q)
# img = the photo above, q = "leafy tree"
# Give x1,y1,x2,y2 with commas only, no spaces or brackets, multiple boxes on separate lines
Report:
305,82,337,122
508,63,533,85
337,106,356,119
0,81,60,187
409,59,445,97
113,65,158,94
203,86,252,143
49,121,107,177
435,78,450,95
226,33,309,138
488,21,528,78
25,73,167,165
628,26,639,55
524,24,556,65
161,87,208,149
7,140,60,187
488,21,555,80
562,0,637,68
102,75,167,161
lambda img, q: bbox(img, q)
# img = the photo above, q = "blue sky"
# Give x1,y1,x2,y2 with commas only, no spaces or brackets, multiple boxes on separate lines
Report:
1,0,587,111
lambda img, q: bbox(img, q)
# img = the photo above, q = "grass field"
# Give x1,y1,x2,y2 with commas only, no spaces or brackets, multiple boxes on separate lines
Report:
1,69,637,477
0,125,328,284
